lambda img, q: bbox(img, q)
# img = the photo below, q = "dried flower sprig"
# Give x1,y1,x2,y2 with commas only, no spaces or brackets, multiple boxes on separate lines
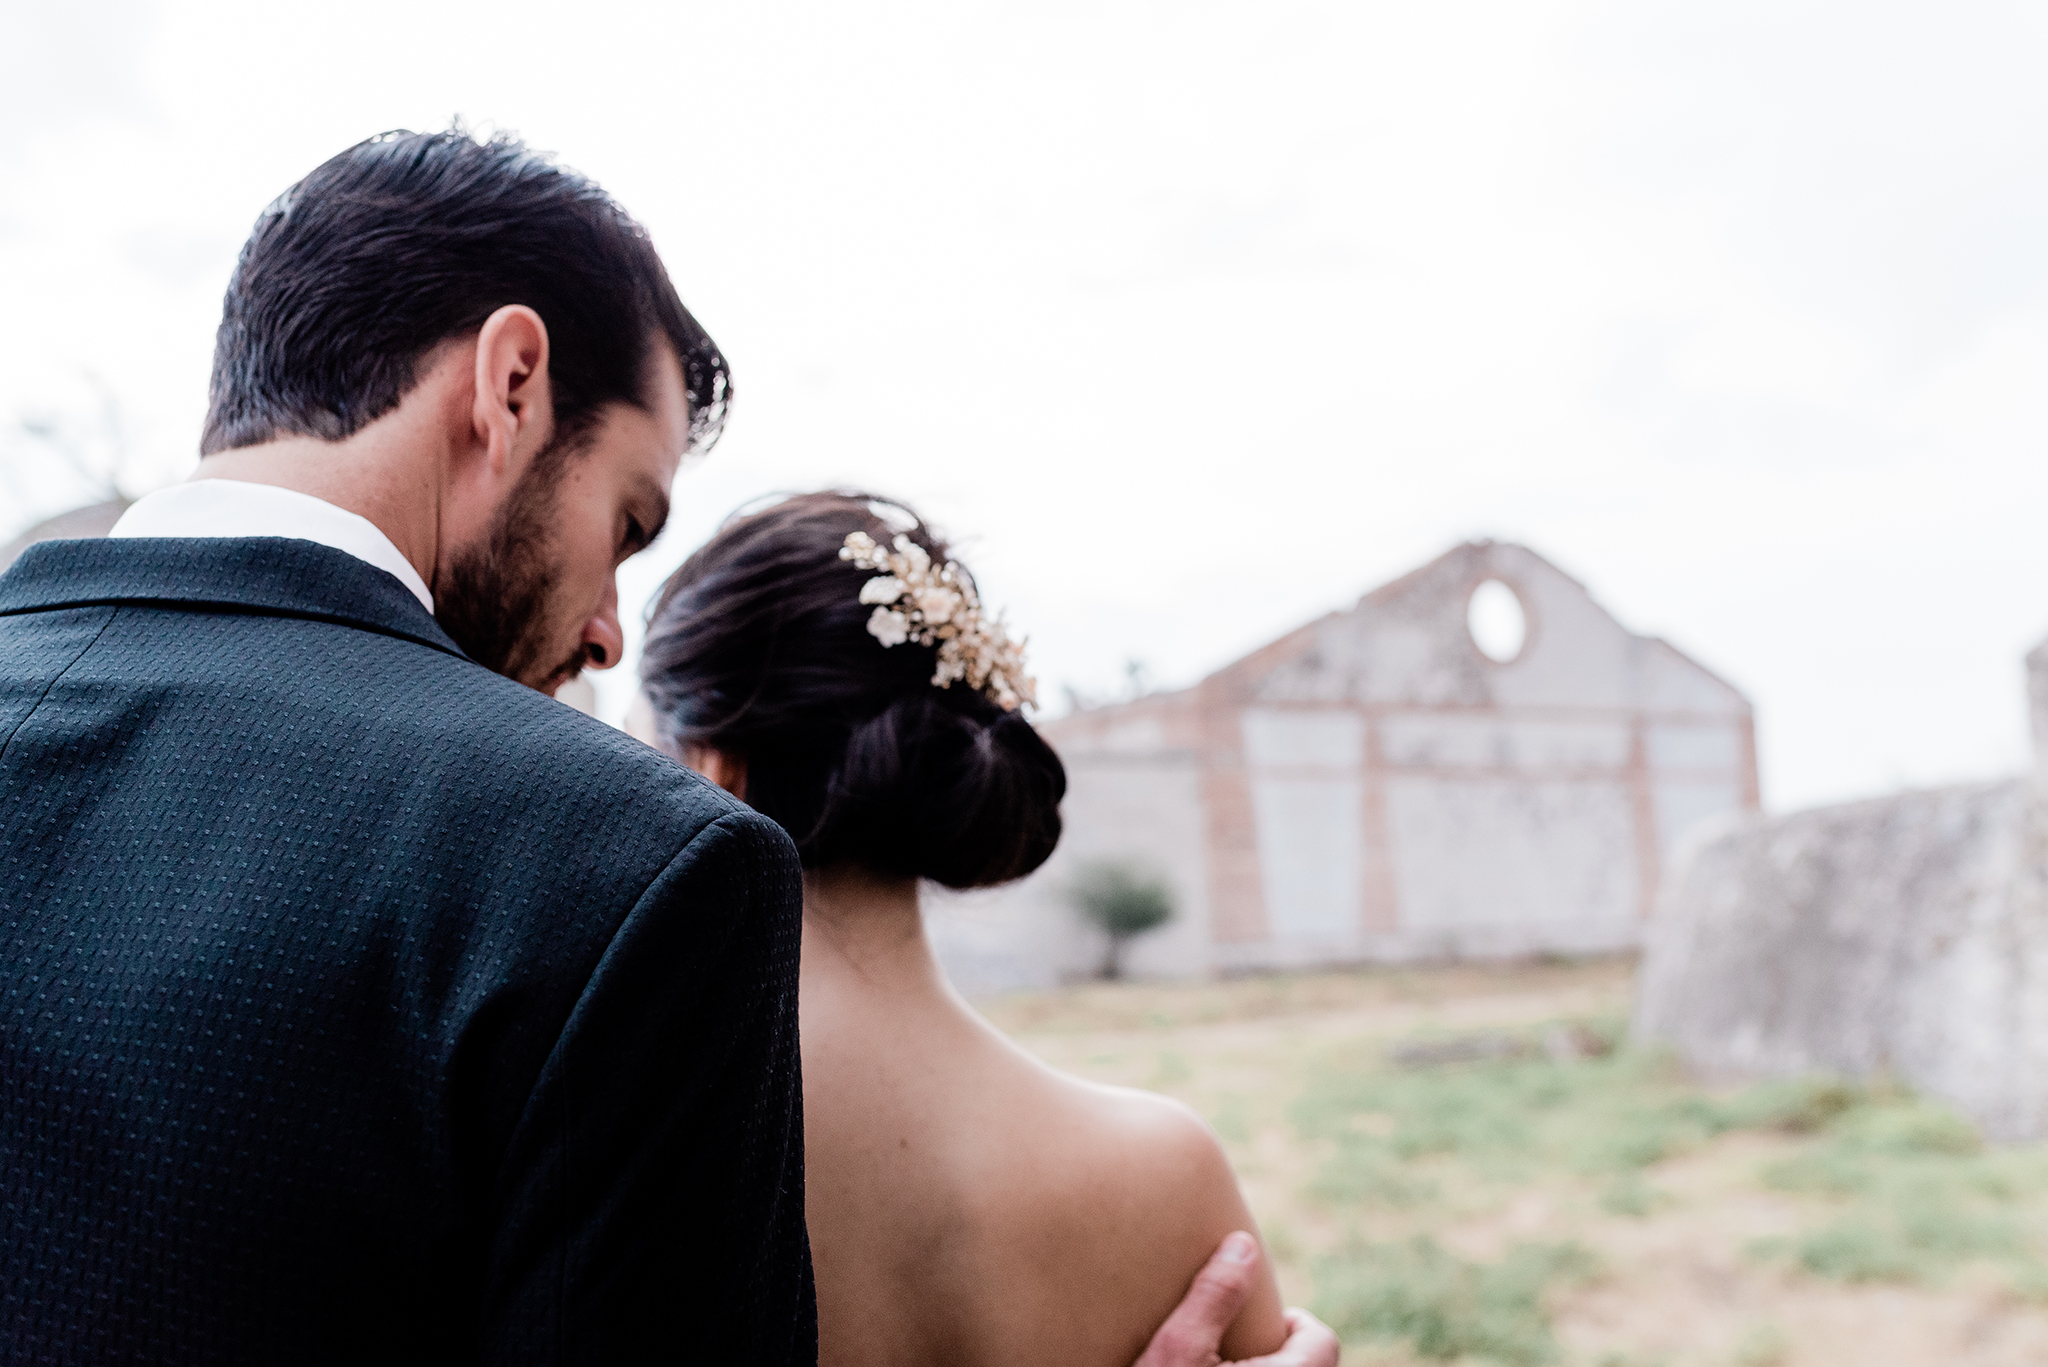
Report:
840,530,1036,712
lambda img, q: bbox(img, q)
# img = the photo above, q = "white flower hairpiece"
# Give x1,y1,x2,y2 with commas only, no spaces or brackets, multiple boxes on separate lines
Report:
839,530,1037,712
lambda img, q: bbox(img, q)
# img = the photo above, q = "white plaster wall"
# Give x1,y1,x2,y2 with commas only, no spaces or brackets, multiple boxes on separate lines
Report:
1380,716,1631,770
1242,709,1366,955
1093,717,1168,755
1383,776,1641,951
1648,722,1740,771
1259,543,1750,723
1653,781,1743,861
1638,638,1748,716
923,882,1068,994
2028,640,2048,779
1645,719,1747,858
929,751,1212,993
1028,540,1755,978
1243,709,1365,768
1483,551,1638,713
1250,774,1363,946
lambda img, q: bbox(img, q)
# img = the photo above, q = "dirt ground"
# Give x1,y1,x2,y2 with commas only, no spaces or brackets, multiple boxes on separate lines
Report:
978,958,2048,1367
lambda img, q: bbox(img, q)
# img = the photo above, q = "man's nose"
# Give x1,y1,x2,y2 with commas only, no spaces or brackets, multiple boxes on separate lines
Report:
580,579,625,671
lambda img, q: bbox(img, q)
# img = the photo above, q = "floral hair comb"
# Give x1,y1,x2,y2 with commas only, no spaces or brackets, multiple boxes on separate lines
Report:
840,531,1036,712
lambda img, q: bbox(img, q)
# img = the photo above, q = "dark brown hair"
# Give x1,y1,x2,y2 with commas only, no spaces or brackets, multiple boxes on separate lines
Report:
640,492,1065,889
202,127,730,457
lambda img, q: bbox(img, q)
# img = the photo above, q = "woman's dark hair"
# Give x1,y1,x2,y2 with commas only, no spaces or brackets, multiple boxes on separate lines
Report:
201,125,729,457
641,491,1065,889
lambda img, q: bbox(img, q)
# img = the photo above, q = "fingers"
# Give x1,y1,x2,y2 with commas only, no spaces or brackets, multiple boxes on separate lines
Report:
1225,1308,1341,1367
1132,1231,1261,1367
1130,1236,1343,1367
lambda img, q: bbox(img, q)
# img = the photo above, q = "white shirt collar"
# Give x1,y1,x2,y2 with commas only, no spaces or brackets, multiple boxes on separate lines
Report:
109,480,435,613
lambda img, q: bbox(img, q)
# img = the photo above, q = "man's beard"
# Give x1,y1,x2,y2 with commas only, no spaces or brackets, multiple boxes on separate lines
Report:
435,440,590,692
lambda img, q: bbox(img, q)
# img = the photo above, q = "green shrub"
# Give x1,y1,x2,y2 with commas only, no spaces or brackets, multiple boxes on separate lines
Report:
1067,859,1173,980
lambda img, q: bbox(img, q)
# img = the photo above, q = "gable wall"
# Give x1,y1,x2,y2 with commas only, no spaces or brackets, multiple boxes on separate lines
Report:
936,541,1760,989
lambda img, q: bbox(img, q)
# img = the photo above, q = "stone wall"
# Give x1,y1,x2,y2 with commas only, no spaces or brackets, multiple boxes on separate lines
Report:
1637,777,2048,1141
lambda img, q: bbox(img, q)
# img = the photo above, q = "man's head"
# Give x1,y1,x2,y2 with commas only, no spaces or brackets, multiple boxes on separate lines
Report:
202,127,726,692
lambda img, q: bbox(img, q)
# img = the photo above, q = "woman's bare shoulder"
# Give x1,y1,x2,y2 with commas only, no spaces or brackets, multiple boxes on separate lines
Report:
972,1071,1287,1361
1079,1082,1236,1187
989,1071,1245,1246
950,1008,1221,1183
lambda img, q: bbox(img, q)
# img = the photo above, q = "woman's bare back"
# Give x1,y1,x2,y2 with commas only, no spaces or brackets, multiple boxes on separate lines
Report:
799,870,1285,1367
640,495,1292,1364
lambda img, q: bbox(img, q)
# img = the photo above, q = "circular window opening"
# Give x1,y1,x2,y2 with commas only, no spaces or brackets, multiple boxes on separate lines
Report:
1467,579,1527,664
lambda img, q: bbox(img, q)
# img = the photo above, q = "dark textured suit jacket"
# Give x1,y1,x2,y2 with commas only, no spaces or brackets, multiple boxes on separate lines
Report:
0,537,815,1364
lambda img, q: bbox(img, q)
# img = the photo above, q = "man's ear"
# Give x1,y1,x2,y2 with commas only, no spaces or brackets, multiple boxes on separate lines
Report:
471,304,554,477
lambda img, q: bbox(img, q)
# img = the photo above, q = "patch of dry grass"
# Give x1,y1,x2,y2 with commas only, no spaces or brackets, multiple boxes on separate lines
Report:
984,959,2048,1367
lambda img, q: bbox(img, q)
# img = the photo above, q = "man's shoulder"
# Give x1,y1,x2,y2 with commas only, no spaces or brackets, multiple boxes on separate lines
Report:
264,640,789,940
381,658,756,855
153,597,762,877
5,581,778,898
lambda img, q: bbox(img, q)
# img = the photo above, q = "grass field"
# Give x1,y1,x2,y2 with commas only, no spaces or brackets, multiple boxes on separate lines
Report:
979,958,2048,1367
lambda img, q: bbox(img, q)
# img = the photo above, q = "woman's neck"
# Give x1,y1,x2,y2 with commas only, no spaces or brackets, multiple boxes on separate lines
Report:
800,864,950,999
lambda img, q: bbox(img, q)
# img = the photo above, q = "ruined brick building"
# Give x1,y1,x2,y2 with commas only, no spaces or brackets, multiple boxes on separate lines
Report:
930,540,1761,990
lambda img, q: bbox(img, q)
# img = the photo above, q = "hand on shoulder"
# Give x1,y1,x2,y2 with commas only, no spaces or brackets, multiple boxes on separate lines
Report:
1132,1233,1340,1367
1082,1087,1290,1361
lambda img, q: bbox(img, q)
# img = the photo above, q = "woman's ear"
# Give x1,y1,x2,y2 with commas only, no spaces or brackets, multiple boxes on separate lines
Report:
682,744,749,802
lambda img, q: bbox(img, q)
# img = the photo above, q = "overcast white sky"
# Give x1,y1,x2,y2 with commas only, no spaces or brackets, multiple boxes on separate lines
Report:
4,0,2046,812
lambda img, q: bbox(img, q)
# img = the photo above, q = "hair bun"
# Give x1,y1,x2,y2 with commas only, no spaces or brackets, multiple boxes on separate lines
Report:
813,691,1065,889
641,491,1067,889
